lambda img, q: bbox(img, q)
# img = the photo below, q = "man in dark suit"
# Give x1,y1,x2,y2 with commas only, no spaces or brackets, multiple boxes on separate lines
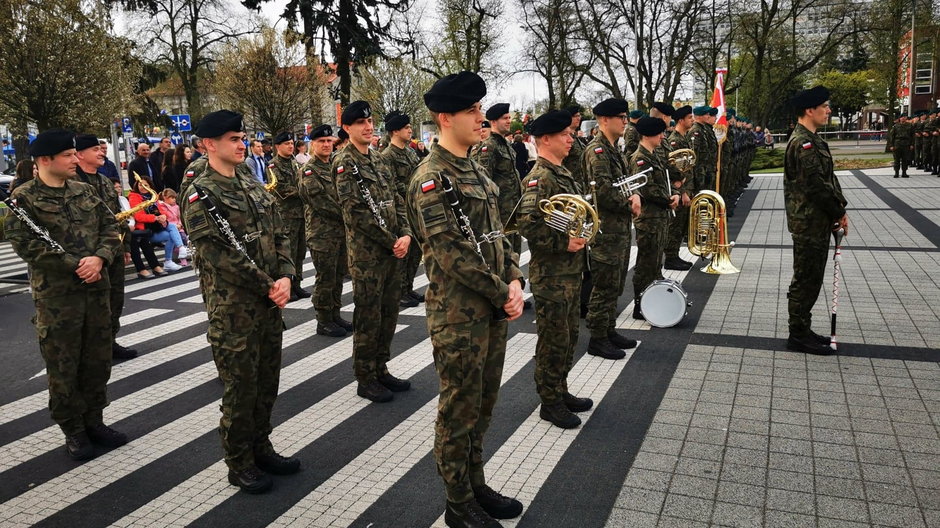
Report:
149,137,172,184
127,142,162,190
244,139,267,183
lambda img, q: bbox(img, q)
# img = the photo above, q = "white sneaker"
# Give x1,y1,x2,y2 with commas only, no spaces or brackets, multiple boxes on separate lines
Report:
177,246,189,259
163,260,182,272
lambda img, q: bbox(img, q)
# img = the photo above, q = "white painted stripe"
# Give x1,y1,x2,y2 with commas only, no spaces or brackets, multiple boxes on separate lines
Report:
113,336,434,527
131,274,203,300
177,262,316,305
123,271,195,293
270,333,537,527
0,324,407,526
0,261,27,275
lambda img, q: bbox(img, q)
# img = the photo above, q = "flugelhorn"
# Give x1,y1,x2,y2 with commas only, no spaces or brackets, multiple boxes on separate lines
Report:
538,193,600,243
611,167,651,196
116,172,158,222
668,148,696,174
688,190,739,274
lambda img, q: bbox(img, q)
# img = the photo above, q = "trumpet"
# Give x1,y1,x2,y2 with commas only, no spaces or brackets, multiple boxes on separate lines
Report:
612,167,651,196
116,172,158,222
538,193,601,243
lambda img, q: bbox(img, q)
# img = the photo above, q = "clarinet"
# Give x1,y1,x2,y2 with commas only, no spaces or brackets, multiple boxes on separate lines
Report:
439,173,508,321
0,187,65,252
350,165,387,228
191,183,257,267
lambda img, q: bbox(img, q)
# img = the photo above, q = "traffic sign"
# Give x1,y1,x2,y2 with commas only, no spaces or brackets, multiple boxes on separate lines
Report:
170,133,184,145
170,114,192,132
122,117,133,133
256,132,265,140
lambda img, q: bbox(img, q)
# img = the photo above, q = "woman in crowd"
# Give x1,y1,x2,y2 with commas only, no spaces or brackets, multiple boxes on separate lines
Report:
129,175,185,272
9,159,37,192
160,147,177,191
167,146,192,192
158,188,188,267
115,180,166,279
294,139,311,164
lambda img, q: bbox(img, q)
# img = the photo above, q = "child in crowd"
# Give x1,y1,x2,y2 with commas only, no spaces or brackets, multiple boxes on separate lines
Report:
158,189,188,266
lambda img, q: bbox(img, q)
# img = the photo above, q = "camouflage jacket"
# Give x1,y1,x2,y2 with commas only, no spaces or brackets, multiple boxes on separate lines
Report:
182,165,294,308
269,154,304,219
667,129,695,194
379,143,420,198
76,167,130,252
471,133,522,224
784,123,848,236
333,143,411,262
562,132,586,186
299,156,344,249
582,133,634,264
406,147,523,326
690,122,717,175
630,144,677,222
623,123,640,159
518,157,587,281
5,178,122,299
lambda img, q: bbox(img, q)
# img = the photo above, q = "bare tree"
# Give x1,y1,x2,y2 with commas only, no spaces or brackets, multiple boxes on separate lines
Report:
519,0,591,108
690,0,738,101
353,58,436,123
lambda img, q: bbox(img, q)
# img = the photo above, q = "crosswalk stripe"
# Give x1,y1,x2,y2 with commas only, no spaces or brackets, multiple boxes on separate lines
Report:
123,271,195,293
0,324,407,526
131,272,201,300
0,261,27,275
429,343,639,527
176,262,317,305
270,333,537,526
113,336,435,527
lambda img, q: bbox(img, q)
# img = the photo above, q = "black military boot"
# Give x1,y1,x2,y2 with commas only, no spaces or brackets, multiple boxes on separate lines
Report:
633,303,645,320
255,452,301,475
112,343,138,360
587,337,626,360
786,334,833,355
400,294,419,308
473,484,523,519
378,372,411,392
357,379,394,403
809,330,833,345
444,499,503,528
293,284,311,299
663,257,693,271
894,171,899,178
65,431,95,461
523,299,533,310
408,290,425,302
228,466,273,494
562,392,594,413
607,330,638,350
539,402,581,429
334,315,353,332
86,423,128,448
316,321,346,337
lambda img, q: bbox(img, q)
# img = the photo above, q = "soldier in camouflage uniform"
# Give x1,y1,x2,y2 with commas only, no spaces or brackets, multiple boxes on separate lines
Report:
407,71,525,528
914,114,925,169
472,103,523,258
630,118,680,320
380,111,425,308
931,111,940,176
783,87,848,356
74,134,137,360
690,106,717,193
923,111,937,175
5,129,126,461
888,115,914,178
299,124,351,338
583,98,640,360
182,111,300,494
562,104,593,317
518,110,592,431
623,109,643,157
334,100,414,403
269,132,310,301
663,106,696,270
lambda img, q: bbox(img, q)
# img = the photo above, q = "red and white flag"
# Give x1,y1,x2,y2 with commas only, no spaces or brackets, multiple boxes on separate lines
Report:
710,67,729,143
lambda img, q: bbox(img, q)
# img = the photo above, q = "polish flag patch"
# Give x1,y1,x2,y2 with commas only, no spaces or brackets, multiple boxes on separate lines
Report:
801,142,813,150
337,166,345,174
527,179,538,187
304,170,312,176
594,147,603,154
185,170,195,178
188,192,199,203
481,146,488,152
421,180,436,193
637,160,646,166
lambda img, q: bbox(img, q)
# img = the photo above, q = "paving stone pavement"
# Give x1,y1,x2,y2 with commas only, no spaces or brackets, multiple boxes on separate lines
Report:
0,167,936,528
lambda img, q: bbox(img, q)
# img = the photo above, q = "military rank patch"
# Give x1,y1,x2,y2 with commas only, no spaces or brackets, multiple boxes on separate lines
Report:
337,166,345,174
594,147,603,154
421,180,436,193
188,192,199,203
801,142,812,150
527,179,538,187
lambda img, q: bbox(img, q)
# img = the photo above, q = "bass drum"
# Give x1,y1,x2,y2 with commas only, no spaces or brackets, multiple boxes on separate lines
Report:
639,279,689,328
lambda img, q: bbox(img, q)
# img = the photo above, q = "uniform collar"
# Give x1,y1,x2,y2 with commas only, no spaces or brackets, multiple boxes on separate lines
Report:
432,145,475,173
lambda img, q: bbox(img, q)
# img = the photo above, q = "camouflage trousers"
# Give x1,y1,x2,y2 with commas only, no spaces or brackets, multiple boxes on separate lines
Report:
33,290,113,436
664,205,690,260
892,146,912,174
431,316,508,503
633,219,668,298
309,239,346,322
350,257,401,383
207,300,284,471
532,274,581,405
283,215,306,286
787,232,830,337
108,255,125,339
586,233,631,338
400,240,423,297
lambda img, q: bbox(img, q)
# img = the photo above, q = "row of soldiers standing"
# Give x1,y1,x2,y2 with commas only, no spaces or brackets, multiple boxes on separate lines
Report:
887,109,940,178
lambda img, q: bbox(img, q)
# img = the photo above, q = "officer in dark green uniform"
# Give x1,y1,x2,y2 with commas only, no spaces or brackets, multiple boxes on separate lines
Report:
407,71,525,528
334,100,414,403
299,124,350,337
473,103,523,256
887,115,914,178
6,129,126,461
690,106,716,193
269,131,310,301
379,111,425,308
74,134,137,360
519,110,592,430
663,105,695,270
623,109,643,157
783,86,848,355
182,111,300,493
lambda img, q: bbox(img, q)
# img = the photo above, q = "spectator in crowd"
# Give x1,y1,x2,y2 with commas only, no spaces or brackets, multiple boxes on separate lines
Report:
127,142,162,190
524,133,538,173
261,139,273,161
115,180,166,279
158,189,188,267
0,139,8,174
168,146,192,190
97,140,120,182
10,159,37,192
245,139,267,183
191,138,207,160
128,175,185,272
415,141,428,158
294,139,310,164
334,129,349,151
150,137,172,183
159,147,176,191
754,126,766,147
512,134,529,177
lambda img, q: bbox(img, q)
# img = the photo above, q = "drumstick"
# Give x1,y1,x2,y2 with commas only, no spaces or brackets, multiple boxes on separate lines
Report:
830,227,844,351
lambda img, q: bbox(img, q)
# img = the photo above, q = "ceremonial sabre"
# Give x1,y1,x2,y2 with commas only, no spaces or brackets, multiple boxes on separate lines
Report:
830,227,845,351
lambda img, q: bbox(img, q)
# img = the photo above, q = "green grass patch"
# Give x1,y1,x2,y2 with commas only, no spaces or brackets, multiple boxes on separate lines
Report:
749,148,785,171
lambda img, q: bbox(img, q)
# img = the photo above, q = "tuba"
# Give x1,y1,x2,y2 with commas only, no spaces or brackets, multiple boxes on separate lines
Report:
668,148,696,175
688,190,739,274
116,172,158,223
538,193,600,243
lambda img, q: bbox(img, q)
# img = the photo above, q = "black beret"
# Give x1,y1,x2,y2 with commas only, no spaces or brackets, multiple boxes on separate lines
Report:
629,109,645,119
195,110,243,139
652,102,675,116
593,98,629,117
635,117,667,137
726,107,736,117
74,133,100,151
789,85,830,110
528,110,573,136
341,100,372,125
674,105,693,120
337,129,349,140
384,111,410,132
273,131,293,145
29,129,76,157
481,121,491,129
424,71,487,113
485,103,510,121
692,106,710,116
563,104,582,115
310,124,333,139
708,107,719,116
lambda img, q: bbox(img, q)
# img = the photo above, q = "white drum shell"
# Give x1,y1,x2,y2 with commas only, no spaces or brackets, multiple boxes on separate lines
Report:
640,279,688,328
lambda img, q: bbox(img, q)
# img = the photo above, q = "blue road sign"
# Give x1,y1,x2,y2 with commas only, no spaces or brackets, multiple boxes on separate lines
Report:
256,132,265,140
170,133,184,145
122,117,133,133
170,114,192,132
